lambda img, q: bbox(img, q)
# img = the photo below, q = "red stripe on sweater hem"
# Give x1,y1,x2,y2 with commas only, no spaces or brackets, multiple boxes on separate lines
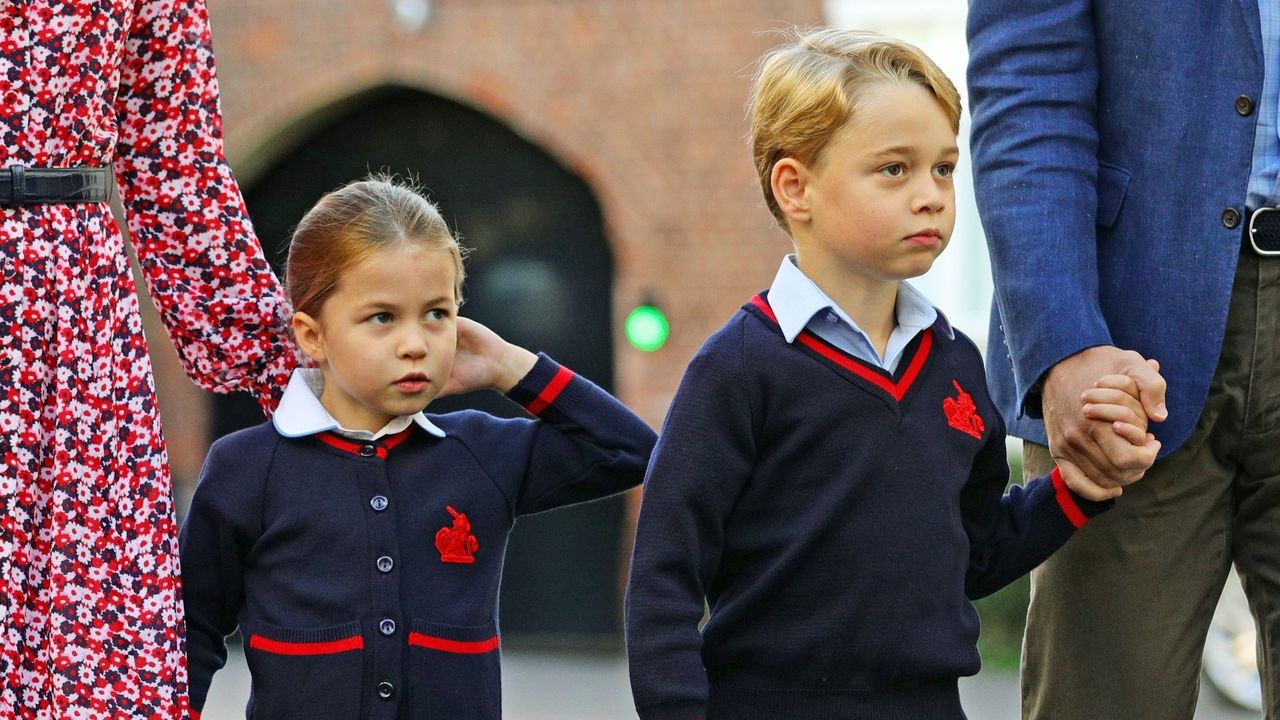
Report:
190,712,200,720
408,632,501,654
1051,467,1089,529
524,366,575,415
248,634,365,656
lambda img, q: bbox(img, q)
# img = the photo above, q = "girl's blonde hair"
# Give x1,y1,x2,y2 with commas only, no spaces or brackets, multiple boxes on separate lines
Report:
749,28,962,228
286,174,466,317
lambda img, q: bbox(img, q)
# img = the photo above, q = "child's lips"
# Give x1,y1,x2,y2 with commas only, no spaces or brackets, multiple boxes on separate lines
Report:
905,229,942,247
395,374,430,392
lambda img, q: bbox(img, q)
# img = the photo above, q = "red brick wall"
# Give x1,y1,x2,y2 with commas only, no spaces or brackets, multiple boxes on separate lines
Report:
150,0,826,485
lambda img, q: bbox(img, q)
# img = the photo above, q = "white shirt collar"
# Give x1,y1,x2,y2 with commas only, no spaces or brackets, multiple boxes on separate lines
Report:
767,255,953,342
272,368,446,440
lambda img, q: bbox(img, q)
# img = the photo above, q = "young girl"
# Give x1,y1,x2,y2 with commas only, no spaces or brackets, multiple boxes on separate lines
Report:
179,177,657,720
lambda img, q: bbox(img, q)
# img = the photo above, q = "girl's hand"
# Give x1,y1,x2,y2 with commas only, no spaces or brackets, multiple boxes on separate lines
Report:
437,317,537,398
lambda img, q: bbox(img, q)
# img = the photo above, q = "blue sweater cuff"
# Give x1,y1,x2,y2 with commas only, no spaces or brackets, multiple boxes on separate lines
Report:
504,352,588,416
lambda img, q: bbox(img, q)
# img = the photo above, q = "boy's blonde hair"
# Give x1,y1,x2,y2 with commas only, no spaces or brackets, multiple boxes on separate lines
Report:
749,28,962,227
286,174,467,317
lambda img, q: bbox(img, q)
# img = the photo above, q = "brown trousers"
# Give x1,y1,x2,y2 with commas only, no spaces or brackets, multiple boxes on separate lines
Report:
1021,250,1280,720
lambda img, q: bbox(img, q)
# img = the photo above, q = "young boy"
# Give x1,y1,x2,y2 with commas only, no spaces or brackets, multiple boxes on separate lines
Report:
624,29,1162,720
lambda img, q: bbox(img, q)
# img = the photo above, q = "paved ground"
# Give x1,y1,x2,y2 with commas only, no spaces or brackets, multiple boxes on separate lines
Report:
200,645,1262,719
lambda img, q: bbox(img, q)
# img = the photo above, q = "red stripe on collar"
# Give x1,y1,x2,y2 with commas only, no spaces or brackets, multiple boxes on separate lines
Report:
749,293,934,402
316,427,414,459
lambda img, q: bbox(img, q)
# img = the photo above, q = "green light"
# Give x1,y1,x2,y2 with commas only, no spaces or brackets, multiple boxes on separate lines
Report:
626,305,669,352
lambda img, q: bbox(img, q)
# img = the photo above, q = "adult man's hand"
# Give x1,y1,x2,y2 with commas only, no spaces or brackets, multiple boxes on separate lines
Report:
1042,346,1166,487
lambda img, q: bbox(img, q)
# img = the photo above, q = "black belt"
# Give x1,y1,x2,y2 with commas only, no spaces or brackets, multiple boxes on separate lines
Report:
1244,206,1280,256
0,165,112,206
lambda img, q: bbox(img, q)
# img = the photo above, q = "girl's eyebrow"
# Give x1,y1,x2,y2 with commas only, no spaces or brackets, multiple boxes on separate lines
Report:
357,295,454,310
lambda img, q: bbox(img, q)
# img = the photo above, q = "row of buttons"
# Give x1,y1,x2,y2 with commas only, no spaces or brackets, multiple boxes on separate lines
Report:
371,487,397,701
1222,94,1256,229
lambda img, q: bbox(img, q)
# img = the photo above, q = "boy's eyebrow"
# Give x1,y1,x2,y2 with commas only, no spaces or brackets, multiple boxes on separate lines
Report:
868,144,961,160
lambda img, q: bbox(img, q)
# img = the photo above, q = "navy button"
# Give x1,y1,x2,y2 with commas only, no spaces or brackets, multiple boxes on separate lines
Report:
377,555,394,573
380,618,397,636
359,444,376,457
370,495,389,511
377,681,395,699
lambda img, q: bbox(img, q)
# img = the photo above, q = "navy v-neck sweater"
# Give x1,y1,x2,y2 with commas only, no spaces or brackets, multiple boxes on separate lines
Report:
626,295,1110,720
180,355,656,720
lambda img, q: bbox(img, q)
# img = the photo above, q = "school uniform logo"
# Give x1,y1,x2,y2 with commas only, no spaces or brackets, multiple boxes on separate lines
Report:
435,505,479,564
943,380,985,439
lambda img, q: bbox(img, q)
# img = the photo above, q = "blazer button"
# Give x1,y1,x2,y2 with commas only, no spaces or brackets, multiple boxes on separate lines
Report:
376,555,394,573
1236,95,1255,116
370,495,389,511
379,618,397,636
359,444,376,457
377,681,395,700
1222,207,1241,229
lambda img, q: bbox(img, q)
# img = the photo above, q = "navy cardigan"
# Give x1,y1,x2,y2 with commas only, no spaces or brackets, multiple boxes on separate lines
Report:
626,295,1111,720
180,354,656,719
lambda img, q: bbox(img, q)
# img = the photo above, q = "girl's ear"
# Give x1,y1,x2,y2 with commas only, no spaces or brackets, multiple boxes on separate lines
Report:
292,311,327,364
771,157,813,225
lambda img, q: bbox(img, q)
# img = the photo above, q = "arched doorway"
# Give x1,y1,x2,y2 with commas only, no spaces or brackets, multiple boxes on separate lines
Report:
219,85,623,643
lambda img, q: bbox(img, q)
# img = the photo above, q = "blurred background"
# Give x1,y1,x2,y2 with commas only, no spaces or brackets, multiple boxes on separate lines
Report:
123,0,1262,716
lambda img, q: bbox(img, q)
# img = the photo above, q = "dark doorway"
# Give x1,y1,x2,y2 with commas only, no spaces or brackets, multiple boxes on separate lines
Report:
220,85,623,644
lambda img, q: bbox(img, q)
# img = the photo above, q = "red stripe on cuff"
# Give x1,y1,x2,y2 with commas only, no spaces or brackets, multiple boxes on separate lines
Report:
1051,467,1089,529
524,366,575,415
408,632,501,654
248,634,364,656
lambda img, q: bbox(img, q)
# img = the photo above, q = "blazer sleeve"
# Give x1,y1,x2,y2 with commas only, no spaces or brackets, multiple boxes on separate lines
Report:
967,0,1112,417
179,435,266,715
501,353,658,515
625,321,756,720
961,409,1112,600
114,0,297,416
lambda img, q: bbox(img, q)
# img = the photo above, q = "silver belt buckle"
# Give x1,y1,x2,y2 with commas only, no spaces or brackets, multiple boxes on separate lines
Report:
1248,207,1280,256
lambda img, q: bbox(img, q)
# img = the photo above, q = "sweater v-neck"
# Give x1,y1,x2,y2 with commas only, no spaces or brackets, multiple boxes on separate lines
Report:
747,293,935,404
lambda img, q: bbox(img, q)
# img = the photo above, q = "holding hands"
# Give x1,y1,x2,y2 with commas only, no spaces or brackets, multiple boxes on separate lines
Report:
1048,347,1167,501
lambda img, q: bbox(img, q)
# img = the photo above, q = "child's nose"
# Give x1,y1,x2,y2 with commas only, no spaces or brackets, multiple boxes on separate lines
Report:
398,330,429,358
913,178,947,213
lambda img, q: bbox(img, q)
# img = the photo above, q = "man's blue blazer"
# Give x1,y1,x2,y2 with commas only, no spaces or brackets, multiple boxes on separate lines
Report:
967,0,1265,456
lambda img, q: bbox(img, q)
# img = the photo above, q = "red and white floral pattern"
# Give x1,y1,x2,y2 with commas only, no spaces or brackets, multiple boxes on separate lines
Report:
0,0,296,716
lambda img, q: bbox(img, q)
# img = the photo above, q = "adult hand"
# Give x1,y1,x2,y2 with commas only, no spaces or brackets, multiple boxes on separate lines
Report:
1042,346,1166,487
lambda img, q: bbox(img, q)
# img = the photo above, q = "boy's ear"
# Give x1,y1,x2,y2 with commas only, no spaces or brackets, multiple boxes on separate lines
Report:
292,311,327,364
771,157,812,224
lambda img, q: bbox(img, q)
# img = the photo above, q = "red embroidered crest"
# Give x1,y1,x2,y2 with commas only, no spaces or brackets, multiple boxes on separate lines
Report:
435,506,479,564
943,380,986,439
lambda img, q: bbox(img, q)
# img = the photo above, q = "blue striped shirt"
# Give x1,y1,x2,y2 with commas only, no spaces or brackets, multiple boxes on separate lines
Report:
1248,0,1279,208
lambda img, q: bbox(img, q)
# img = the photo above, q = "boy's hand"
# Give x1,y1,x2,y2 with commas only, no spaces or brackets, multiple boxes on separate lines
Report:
1056,458,1123,501
1082,373,1152,443
437,317,537,398
1043,350,1166,487
1077,368,1162,482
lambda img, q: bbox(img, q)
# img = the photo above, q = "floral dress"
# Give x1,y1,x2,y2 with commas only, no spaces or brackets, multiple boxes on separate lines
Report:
0,0,296,716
